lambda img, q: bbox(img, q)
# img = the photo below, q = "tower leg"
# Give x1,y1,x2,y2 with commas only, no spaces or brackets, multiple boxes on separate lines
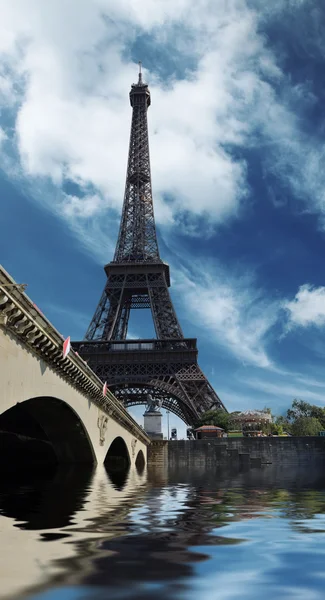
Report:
148,276,183,339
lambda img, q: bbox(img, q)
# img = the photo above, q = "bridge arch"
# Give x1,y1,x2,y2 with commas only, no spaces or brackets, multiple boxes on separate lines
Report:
0,396,95,467
104,436,130,470
135,449,145,471
104,436,131,490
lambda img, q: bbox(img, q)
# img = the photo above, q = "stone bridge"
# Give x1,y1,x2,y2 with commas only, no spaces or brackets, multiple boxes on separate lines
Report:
0,265,150,468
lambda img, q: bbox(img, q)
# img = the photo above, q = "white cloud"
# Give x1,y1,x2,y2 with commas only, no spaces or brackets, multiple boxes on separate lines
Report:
284,284,325,329
62,194,103,219
174,263,279,367
0,126,7,147
0,73,15,106
0,0,301,250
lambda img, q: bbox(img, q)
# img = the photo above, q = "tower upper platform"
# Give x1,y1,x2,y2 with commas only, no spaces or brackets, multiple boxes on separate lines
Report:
129,63,151,107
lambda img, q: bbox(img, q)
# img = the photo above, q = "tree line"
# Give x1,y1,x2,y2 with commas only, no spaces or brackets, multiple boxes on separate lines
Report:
197,399,325,436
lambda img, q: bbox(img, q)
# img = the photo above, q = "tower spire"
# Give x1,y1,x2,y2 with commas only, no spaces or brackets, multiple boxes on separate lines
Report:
138,61,142,84
113,62,156,263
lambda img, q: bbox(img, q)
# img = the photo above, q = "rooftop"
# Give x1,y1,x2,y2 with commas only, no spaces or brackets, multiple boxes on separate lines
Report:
195,425,224,431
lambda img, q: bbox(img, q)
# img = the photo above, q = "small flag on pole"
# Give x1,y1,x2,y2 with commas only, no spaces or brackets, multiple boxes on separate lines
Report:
33,303,43,315
103,381,107,397
63,336,71,359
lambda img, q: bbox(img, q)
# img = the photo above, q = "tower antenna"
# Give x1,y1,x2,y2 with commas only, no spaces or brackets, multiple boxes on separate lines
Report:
138,61,142,84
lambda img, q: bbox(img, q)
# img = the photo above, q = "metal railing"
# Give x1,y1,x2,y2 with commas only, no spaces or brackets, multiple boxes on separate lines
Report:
74,338,197,354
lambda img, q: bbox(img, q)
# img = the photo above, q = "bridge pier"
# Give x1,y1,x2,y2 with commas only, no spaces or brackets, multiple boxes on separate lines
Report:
147,440,168,468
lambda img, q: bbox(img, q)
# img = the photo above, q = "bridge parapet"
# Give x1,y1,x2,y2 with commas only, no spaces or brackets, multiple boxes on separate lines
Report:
0,265,150,446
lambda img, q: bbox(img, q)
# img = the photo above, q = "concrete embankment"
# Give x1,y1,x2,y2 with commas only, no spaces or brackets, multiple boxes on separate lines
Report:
167,437,325,469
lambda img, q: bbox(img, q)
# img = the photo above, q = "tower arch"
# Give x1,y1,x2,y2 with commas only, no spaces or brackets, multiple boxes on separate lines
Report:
111,382,197,424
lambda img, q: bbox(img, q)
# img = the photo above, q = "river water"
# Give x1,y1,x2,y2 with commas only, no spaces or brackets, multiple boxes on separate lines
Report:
1,465,325,600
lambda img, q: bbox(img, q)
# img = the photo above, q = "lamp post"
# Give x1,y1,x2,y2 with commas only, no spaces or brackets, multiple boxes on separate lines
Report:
167,410,170,440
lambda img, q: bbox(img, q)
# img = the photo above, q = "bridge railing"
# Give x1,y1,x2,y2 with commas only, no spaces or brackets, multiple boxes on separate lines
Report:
0,264,150,445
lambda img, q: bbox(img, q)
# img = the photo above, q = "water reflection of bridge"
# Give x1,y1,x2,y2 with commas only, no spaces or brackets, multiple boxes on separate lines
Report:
0,465,148,599
1,465,325,600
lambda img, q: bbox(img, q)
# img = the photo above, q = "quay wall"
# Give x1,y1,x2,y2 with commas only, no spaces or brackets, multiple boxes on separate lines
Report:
147,440,168,467
167,438,325,468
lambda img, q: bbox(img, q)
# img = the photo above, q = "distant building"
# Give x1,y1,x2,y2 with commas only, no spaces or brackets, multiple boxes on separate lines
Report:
195,425,225,439
231,410,272,434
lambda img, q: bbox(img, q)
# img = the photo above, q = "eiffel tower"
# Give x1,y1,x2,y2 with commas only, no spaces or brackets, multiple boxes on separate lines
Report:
73,64,227,425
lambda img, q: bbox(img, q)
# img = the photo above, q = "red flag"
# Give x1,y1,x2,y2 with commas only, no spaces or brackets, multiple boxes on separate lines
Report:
103,381,107,397
63,336,71,359
33,303,43,315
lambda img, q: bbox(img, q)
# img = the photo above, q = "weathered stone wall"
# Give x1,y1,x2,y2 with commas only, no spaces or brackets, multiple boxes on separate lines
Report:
168,438,325,468
147,440,168,467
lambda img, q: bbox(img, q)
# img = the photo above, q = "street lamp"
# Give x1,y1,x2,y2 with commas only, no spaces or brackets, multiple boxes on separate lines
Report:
167,410,170,440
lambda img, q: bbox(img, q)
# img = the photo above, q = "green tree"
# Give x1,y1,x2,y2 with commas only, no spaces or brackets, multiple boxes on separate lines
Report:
287,399,325,428
228,412,240,428
259,421,272,435
274,415,292,434
197,409,230,432
309,406,325,428
291,416,323,436
271,422,284,435
287,399,311,421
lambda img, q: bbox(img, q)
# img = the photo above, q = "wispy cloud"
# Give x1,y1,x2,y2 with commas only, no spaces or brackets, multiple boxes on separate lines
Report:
295,375,325,390
242,376,325,407
174,261,280,368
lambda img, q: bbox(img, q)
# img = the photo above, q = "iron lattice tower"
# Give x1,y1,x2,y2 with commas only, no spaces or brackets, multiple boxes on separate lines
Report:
73,65,227,425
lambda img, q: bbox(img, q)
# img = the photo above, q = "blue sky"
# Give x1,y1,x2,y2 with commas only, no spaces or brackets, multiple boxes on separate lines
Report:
1,0,325,438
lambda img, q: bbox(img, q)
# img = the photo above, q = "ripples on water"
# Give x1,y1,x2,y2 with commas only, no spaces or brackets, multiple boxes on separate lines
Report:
1,465,325,600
